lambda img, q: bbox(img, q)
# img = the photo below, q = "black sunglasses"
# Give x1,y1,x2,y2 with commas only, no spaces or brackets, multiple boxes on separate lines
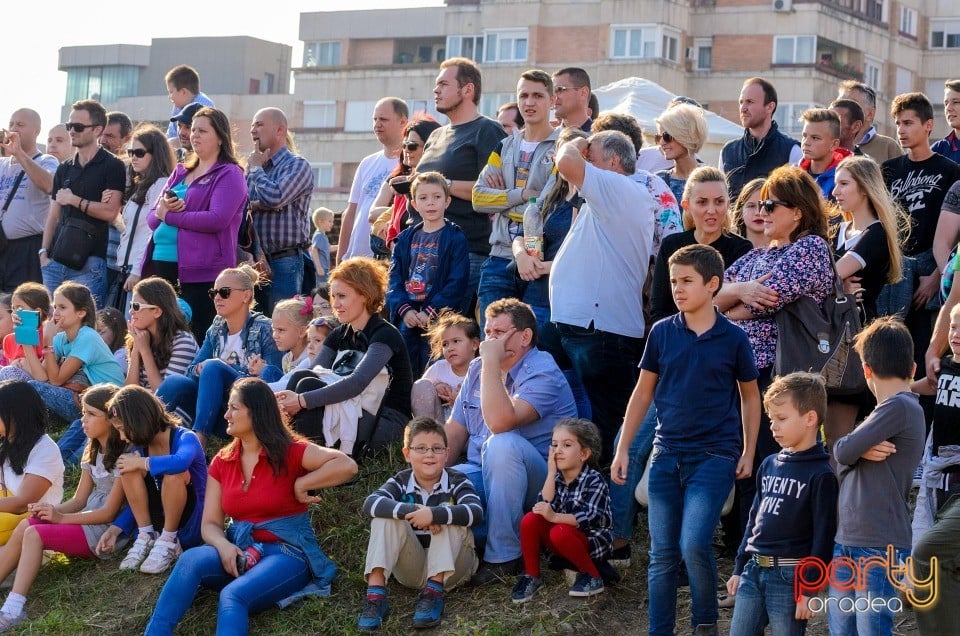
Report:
207,287,235,299
654,131,675,144
64,122,100,133
127,148,149,158
402,142,421,151
758,199,796,214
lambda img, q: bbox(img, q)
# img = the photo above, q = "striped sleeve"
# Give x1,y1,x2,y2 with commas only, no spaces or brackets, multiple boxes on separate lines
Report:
163,331,200,378
362,470,419,520
430,469,483,527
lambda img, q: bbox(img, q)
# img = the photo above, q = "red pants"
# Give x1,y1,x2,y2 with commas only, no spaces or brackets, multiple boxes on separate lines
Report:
519,511,599,578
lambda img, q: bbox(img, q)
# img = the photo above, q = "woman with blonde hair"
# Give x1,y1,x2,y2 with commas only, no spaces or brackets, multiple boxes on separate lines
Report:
654,104,709,204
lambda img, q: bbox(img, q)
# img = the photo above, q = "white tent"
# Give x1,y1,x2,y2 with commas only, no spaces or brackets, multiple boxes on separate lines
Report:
593,77,743,165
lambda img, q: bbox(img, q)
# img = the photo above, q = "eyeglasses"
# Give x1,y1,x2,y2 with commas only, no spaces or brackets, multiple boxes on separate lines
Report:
654,131,675,144
207,287,235,299
553,85,582,94
64,122,100,133
402,142,420,151
129,301,158,312
757,199,796,214
408,445,447,455
127,148,149,158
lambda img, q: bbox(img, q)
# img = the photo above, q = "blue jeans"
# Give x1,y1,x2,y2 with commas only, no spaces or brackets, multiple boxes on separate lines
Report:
477,255,519,331
647,445,737,636
450,462,487,553
265,253,303,315
610,404,658,541
28,381,81,422
157,361,238,438
398,321,430,380
467,252,485,314
555,322,643,465
729,559,807,636
41,256,107,308
56,418,88,466
827,544,908,636
532,306,592,420
470,431,547,563
144,543,311,636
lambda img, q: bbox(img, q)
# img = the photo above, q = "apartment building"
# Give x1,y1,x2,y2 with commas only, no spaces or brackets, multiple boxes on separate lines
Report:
295,0,959,210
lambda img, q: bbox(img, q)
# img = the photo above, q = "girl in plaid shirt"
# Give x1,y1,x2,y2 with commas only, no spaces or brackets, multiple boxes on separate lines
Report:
512,418,613,602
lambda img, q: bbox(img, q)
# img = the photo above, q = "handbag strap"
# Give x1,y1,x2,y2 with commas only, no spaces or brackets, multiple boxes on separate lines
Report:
1,154,41,223
120,202,145,271
823,240,848,301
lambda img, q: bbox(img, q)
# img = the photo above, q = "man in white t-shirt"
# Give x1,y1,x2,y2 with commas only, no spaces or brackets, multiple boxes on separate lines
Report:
337,97,408,262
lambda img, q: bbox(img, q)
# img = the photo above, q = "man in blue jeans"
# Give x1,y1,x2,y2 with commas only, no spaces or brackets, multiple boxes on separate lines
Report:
444,299,576,586
40,99,125,306
549,130,656,464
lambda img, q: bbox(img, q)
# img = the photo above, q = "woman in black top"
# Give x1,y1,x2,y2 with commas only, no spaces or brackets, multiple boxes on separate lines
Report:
650,167,752,322
275,258,413,456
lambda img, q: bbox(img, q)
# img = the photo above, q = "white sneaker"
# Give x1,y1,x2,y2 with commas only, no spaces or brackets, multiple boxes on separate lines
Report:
140,538,182,574
119,534,155,570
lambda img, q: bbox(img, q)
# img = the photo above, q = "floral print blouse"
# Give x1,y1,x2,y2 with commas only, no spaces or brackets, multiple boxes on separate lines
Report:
724,235,835,369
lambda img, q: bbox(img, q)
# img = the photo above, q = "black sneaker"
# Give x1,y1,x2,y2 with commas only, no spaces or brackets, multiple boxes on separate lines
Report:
609,544,631,568
471,558,522,586
511,574,544,603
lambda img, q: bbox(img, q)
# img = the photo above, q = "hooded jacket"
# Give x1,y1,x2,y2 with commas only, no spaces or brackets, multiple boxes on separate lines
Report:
800,147,853,202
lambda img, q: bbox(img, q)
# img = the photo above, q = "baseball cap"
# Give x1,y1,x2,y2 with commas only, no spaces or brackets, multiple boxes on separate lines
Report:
171,102,204,126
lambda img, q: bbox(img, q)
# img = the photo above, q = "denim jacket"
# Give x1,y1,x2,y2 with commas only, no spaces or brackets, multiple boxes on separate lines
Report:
186,312,282,378
226,513,337,605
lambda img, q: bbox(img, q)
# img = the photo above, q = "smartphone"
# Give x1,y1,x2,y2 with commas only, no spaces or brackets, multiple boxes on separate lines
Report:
14,310,40,347
164,190,179,201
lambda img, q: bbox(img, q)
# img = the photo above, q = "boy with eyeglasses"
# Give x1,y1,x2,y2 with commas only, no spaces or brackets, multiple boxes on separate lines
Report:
358,416,483,633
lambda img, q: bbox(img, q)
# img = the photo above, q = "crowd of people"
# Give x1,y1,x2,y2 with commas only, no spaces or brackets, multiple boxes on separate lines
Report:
0,56,959,635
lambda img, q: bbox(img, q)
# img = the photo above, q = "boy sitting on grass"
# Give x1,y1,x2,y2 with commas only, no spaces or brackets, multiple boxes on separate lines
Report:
358,417,482,633
727,373,838,635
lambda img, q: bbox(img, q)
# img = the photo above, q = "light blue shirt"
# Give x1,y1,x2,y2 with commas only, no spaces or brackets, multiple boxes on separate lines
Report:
450,348,577,466
53,326,125,386
166,93,215,139
549,163,656,338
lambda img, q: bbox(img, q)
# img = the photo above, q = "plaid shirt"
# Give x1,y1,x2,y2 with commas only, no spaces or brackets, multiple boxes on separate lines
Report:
246,147,314,255
540,464,613,560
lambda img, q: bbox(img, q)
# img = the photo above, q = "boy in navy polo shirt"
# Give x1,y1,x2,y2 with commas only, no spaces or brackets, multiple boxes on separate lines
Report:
611,244,761,636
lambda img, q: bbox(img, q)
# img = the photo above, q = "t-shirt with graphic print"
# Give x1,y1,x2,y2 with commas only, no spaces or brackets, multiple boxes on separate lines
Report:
882,153,960,257
506,139,539,242
405,227,442,301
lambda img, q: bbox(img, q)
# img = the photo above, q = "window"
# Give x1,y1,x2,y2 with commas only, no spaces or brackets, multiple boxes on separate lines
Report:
899,7,917,37
406,99,444,123
445,35,484,62
773,36,816,64
344,101,378,133
479,93,516,119
864,0,885,22
64,65,139,104
931,19,960,49
693,38,712,71
311,163,334,189
864,56,883,94
774,102,815,135
895,67,913,95
262,73,274,94
610,24,681,61
304,101,337,129
304,41,341,67
484,29,528,63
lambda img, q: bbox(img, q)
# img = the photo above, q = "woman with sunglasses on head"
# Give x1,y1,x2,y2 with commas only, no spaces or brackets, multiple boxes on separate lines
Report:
114,125,175,308
275,258,413,457
141,107,247,343
654,104,709,205
156,265,281,448
369,117,442,249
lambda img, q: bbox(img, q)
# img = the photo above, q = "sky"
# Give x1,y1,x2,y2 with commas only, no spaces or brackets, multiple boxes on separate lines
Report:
2,0,443,141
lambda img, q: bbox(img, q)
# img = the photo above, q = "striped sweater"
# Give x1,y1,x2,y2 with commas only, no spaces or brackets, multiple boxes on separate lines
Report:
363,467,483,547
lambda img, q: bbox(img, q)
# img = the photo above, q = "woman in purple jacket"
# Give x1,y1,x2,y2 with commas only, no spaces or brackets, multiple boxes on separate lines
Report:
143,107,247,341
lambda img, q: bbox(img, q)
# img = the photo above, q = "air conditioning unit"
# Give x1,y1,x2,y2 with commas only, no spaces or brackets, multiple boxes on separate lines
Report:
773,0,793,11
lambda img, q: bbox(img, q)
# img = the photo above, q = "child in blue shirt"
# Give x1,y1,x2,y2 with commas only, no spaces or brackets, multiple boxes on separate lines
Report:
611,244,761,636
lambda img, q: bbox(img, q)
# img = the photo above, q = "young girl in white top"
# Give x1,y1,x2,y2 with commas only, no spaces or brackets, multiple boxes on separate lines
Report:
411,312,480,422
249,297,312,391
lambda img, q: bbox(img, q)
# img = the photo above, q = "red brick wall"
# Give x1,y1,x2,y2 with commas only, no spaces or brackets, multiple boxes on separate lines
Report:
712,35,774,72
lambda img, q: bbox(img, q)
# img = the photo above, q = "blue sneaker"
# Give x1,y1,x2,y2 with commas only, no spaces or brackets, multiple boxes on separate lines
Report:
357,596,388,633
569,572,604,597
511,574,544,603
411,588,443,629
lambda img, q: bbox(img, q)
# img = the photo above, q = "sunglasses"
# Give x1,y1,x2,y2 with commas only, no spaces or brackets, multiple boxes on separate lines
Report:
553,85,581,94
311,316,334,328
127,148,149,158
654,131,675,144
129,301,158,312
402,142,420,151
207,287,235,299
64,122,100,133
757,199,796,214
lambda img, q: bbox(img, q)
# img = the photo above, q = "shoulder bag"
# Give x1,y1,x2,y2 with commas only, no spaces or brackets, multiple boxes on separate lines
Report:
104,201,145,311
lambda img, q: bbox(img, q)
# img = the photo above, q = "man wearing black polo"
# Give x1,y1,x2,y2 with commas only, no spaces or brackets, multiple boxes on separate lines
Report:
39,100,125,305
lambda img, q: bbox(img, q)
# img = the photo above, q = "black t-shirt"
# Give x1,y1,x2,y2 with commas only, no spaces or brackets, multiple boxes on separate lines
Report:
834,220,891,322
650,229,753,322
324,314,413,417
416,116,506,254
934,354,960,455
882,153,960,257
51,148,126,258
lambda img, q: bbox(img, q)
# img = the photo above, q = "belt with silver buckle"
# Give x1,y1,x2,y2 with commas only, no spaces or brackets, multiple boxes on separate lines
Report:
754,555,801,567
